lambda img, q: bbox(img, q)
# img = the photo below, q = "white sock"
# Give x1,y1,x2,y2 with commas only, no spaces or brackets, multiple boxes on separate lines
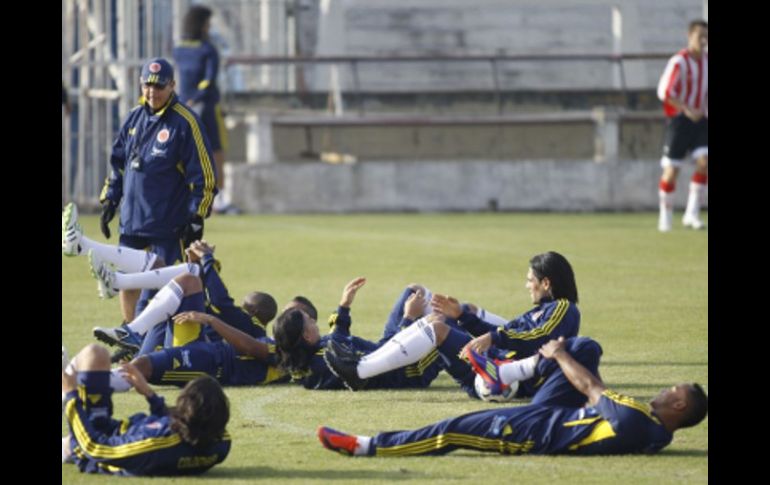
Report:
62,436,72,463
476,307,508,327
80,235,157,273
109,368,133,392
499,354,539,385
126,280,184,336
64,358,77,376
114,263,199,290
357,318,437,379
684,181,706,219
421,287,433,317
355,436,372,456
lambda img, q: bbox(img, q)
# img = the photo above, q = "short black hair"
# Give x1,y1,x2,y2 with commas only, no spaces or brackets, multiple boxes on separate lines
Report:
290,295,318,320
182,5,213,40
242,291,278,325
529,251,579,303
680,383,708,428
689,19,708,33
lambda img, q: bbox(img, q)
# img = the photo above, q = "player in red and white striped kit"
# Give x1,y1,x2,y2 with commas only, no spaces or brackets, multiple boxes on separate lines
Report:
656,20,708,232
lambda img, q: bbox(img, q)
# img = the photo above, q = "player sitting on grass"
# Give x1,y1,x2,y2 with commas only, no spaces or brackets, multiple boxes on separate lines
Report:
274,278,448,390
318,336,708,457
323,251,580,399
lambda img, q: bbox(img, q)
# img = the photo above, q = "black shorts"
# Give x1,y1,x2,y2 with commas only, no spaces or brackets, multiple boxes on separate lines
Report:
662,114,708,161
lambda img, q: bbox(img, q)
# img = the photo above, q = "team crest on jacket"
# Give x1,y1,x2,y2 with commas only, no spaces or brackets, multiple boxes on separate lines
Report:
157,129,170,143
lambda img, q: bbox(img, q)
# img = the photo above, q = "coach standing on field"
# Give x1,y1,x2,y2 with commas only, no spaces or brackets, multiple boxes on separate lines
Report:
99,57,217,323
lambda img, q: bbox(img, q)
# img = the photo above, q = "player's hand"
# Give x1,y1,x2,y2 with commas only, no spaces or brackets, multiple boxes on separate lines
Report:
431,294,462,319
684,107,704,122
539,336,567,359
180,215,204,249
173,311,209,326
340,277,366,307
100,200,117,239
463,332,493,356
119,362,155,398
404,289,427,320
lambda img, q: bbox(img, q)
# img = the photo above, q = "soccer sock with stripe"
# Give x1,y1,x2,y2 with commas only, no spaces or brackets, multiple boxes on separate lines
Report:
357,317,437,379
113,263,199,290
109,368,132,392
126,280,184,336
499,354,539,385
79,235,157,273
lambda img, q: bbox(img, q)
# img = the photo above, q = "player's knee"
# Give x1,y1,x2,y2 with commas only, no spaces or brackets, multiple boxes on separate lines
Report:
77,344,111,370
175,272,203,294
570,337,603,363
431,320,450,343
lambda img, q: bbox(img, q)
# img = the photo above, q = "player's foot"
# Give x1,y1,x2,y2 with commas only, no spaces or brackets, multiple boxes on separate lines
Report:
93,324,141,351
682,213,706,230
317,426,359,456
88,250,117,299
466,348,509,395
62,202,83,256
323,340,367,391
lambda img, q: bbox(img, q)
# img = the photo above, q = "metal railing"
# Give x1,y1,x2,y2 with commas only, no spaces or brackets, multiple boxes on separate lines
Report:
222,52,671,114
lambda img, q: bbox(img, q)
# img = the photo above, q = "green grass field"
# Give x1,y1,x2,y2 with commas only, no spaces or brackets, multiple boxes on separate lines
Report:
62,212,707,484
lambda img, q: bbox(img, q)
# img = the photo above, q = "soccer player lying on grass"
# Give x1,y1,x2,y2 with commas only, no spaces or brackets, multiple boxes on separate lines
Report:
318,336,708,457
274,278,448,390
65,273,287,391
63,219,275,359
323,251,581,399
62,343,231,476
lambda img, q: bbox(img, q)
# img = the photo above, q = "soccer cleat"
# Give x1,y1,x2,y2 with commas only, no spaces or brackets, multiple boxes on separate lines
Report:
93,324,142,351
317,426,358,456
61,202,83,256
88,250,117,299
110,347,136,364
466,348,509,395
323,340,367,391
682,213,706,230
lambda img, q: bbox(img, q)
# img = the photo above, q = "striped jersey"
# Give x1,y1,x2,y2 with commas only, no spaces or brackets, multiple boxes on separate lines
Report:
657,48,708,118
64,392,230,476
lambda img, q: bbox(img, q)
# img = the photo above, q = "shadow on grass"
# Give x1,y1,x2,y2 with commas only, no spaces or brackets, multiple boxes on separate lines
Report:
658,448,708,457
601,361,708,367
602,382,702,390
205,466,425,480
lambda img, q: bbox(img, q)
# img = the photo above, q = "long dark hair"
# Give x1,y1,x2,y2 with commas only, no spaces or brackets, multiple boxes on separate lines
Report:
529,251,579,303
169,375,229,449
273,308,313,372
182,5,212,41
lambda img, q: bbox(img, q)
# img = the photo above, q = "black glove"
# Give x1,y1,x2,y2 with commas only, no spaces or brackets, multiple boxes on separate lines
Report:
180,215,204,249
100,200,117,239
